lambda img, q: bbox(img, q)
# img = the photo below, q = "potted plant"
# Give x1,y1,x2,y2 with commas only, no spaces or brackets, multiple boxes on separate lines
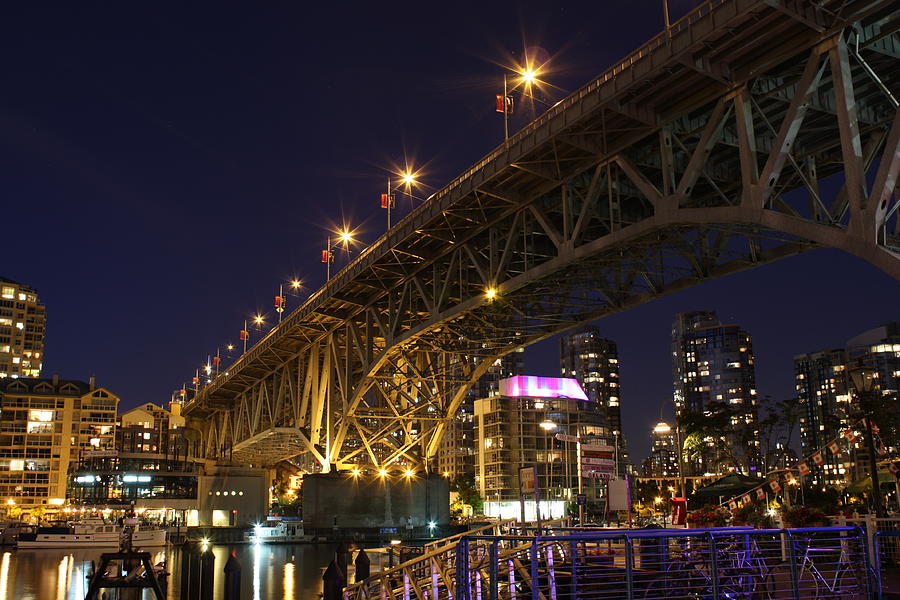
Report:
731,503,772,528
781,506,830,528
687,506,731,527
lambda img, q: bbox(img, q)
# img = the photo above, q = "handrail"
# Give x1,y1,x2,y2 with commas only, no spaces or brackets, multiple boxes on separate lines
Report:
422,518,515,553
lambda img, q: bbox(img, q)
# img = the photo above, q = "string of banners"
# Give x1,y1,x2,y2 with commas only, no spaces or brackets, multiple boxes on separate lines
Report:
719,418,894,511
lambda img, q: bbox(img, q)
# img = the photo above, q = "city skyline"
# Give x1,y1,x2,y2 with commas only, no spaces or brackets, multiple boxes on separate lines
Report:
2,1,898,466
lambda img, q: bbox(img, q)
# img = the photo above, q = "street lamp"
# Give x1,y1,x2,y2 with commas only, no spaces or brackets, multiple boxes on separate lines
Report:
850,366,885,518
498,67,545,141
322,230,354,281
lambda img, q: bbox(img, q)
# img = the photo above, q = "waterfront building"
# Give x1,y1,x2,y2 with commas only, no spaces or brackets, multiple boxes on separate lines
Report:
560,327,627,472
643,422,679,478
0,277,46,379
436,348,524,480
796,323,900,486
0,376,117,509
671,311,760,476
474,375,612,520
794,349,854,486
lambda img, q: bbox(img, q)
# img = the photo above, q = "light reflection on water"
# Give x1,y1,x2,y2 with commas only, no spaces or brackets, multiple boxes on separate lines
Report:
0,543,339,600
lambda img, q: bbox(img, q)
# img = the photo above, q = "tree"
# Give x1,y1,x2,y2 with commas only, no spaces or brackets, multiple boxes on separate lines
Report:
680,401,757,473
449,474,483,515
758,396,802,474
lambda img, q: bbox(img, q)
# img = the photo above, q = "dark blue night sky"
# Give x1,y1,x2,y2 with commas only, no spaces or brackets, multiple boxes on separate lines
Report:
1,1,897,461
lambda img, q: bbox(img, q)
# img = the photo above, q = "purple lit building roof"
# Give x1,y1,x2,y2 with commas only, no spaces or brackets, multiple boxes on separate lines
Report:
498,375,589,401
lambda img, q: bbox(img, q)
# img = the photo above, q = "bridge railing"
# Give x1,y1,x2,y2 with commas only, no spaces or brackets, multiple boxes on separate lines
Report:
345,526,873,600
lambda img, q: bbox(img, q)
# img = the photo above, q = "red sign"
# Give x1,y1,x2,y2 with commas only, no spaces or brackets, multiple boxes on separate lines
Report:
671,498,687,526
380,193,395,209
212,356,221,367
321,250,332,263
274,295,283,309
239,329,249,341
495,94,505,113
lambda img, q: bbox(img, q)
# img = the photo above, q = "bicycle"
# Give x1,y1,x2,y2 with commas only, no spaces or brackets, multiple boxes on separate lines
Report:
763,533,872,600
641,543,761,600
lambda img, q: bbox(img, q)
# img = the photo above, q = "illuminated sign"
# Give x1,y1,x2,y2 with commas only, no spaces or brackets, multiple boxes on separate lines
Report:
499,376,588,401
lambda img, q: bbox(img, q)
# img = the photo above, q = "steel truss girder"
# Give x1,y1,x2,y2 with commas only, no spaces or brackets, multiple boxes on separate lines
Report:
187,1,900,470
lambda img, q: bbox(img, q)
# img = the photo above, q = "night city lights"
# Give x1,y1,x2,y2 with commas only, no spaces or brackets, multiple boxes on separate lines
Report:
0,1,897,598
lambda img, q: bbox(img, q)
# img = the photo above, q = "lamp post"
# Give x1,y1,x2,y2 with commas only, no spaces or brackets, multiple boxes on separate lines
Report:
539,418,557,525
850,367,885,518
322,230,353,281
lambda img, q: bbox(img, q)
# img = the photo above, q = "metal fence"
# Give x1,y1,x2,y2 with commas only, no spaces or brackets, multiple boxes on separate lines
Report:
344,526,875,600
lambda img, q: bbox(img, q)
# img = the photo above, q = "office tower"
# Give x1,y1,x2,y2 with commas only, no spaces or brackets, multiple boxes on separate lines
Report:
474,375,611,520
436,349,524,479
644,422,679,478
0,278,47,378
0,375,118,509
560,326,626,471
671,311,760,475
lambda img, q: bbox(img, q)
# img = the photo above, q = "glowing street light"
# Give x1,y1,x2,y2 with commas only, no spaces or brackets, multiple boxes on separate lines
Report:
253,314,265,327
323,230,354,281
485,287,497,300
290,279,302,290
378,468,388,478
520,69,537,85
539,419,557,431
404,468,415,479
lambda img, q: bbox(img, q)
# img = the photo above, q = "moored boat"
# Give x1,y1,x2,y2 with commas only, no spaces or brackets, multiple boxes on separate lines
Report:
17,517,167,548
245,518,313,544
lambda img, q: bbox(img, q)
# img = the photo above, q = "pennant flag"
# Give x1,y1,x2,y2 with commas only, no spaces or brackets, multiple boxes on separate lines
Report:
870,418,880,435
811,451,824,467
843,429,858,443
769,479,782,494
728,499,737,511
890,463,899,475
826,440,841,455
798,461,810,476
879,440,888,456
741,494,751,505
756,488,765,500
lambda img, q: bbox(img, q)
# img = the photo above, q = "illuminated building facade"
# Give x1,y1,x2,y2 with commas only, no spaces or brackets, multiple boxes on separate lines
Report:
436,348,524,480
795,349,854,486
474,375,611,520
0,277,46,379
0,376,117,509
671,311,759,476
797,323,900,486
560,327,626,473
644,422,679,477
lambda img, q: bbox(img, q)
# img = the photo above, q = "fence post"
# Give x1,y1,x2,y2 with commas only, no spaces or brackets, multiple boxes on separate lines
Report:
545,545,556,600
707,532,719,599
570,539,578,599
874,531,883,598
786,530,802,600
430,557,439,600
488,540,498,600
624,535,634,600
456,538,470,600
530,540,539,600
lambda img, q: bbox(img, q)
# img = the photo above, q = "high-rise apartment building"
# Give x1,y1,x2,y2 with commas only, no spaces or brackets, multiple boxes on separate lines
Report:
0,376,118,509
0,278,46,379
643,422,679,478
671,311,759,475
794,349,853,486
474,375,611,520
436,349,524,479
796,323,900,485
560,327,626,472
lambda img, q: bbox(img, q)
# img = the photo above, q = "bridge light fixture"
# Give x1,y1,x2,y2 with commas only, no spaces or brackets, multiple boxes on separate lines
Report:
442,471,450,478
404,468,415,478
339,230,353,243
485,287,497,300
253,314,265,326
401,172,416,186
351,468,361,477
378,468,388,478
227,344,235,351
520,69,537,85
290,279,302,289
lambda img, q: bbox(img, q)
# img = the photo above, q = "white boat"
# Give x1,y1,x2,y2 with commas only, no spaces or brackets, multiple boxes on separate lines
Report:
245,519,313,544
17,518,167,548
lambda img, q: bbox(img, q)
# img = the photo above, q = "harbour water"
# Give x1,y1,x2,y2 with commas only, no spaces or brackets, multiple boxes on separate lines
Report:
0,542,343,599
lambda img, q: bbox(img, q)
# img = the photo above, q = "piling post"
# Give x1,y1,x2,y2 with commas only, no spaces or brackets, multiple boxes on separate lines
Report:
200,546,215,600
223,550,241,600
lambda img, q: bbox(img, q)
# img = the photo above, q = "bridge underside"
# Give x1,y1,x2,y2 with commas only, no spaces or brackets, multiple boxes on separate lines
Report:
186,0,900,470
